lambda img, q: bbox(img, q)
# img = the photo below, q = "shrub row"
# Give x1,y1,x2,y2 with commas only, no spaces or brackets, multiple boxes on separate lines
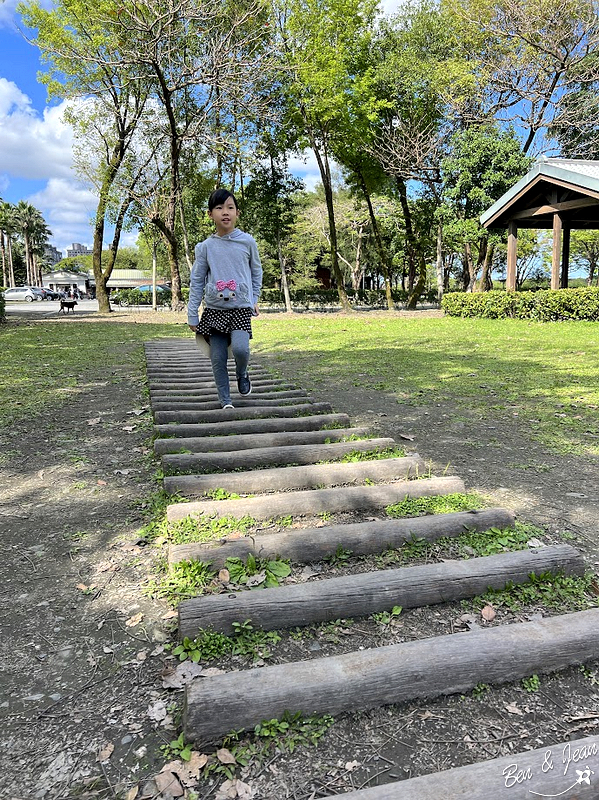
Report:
111,288,172,307
260,287,439,307
442,288,599,321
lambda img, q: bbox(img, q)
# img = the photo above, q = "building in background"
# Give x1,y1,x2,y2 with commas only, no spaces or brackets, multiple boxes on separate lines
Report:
44,244,63,265
66,242,93,258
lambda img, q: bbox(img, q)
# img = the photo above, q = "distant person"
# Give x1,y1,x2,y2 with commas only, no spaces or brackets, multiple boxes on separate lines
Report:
187,189,262,409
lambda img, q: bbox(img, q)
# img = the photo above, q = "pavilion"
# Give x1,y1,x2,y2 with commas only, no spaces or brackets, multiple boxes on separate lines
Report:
480,158,599,290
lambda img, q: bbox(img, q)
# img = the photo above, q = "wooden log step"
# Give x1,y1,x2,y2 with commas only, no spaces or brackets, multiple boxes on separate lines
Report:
183,607,599,744
150,381,298,396
154,412,352,439
146,367,272,379
325,735,599,799
155,426,371,455
151,391,309,410
162,437,396,472
154,402,332,425
178,544,583,637
166,475,466,521
164,454,424,496
168,507,515,569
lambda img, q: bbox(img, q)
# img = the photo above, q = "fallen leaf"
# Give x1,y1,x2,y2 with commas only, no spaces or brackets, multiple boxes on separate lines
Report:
155,770,184,797
215,778,253,800
121,425,135,432
345,760,360,771
97,479,107,486
399,433,415,441
216,747,237,765
124,787,139,800
481,605,496,622
97,742,114,762
125,612,143,627
218,568,230,583
175,752,208,786
505,703,524,716
246,571,266,587
87,417,101,425
147,700,168,722
162,609,178,620
161,660,205,689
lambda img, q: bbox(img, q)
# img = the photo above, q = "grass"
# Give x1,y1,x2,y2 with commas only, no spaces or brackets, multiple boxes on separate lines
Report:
253,314,599,457
4,314,598,457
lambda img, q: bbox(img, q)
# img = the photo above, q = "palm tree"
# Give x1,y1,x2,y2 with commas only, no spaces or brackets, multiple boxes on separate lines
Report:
13,201,47,285
0,201,17,288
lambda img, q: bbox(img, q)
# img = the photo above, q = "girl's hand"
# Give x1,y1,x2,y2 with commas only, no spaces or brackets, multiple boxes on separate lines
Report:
253,304,259,317
189,324,199,332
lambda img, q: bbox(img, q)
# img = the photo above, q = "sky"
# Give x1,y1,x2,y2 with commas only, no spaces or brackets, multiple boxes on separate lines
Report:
0,0,398,257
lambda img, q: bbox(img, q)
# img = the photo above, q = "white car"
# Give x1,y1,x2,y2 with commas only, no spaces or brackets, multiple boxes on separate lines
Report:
3,286,44,302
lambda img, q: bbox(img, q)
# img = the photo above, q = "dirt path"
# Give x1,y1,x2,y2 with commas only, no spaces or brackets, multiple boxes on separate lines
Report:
2,311,599,799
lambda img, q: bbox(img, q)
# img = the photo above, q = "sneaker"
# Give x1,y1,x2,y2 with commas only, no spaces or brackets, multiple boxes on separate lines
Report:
222,403,234,409
237,373,252,396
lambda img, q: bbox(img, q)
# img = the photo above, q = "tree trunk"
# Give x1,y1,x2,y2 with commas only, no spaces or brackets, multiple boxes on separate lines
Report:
0,231,6,287
479,239,494,291
307,126,352,312
358,173,394,310
277,232,293,313
435,223,444,303
396,177,426,308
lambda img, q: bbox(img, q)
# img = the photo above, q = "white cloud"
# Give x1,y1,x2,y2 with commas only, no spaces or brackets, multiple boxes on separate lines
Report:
288,149,322,192
28,177,97,254
0,79,74,180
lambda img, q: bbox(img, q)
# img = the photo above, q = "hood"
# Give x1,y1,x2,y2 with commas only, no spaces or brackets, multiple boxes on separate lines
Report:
211,229,246,241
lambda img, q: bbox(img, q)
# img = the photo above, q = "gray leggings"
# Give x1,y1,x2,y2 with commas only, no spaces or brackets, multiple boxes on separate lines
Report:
209,329,250,406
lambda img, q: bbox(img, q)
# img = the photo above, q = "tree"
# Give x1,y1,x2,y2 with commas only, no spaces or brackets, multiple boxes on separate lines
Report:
274,0,381,311
569,230,599,286
441,125,532,291
0,201,17,288
12,201,49,287
22,0,150,313
244,151,304,312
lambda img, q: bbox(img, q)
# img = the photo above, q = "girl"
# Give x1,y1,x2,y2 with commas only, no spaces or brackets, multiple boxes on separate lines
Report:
187,189,263,408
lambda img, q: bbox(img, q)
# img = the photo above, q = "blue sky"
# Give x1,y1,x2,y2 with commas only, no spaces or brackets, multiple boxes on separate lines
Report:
0,0,397,257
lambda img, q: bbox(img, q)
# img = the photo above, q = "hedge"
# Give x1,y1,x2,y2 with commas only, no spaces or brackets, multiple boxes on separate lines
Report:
442,288,599,322
260,287,439,307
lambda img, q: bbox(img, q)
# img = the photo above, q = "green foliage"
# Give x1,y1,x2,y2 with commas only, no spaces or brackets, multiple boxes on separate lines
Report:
521,674,540,693
225,554,291,589
386,492,484,518
143,513,256,545
338,445,406,462
442,288,599,321
144,559,217,605
473,571,598,612
168,620,282,663
253,711,335,753
454,523,533,558
371,605,402,625
112,288,172,307
325,544,353,565
161,732,192,762
204,488,242,501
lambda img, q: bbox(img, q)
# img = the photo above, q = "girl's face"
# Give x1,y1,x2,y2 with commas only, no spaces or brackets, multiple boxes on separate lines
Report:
209,196,238,236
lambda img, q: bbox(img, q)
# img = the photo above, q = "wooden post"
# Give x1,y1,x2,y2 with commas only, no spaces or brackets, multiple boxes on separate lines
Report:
506,220,517,291
561,225,571,289
551,212,562,290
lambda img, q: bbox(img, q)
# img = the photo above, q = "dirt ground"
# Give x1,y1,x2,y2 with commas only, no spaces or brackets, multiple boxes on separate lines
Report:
2,308,599,800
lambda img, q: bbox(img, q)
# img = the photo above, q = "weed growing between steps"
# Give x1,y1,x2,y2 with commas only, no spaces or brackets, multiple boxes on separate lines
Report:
469,570,599,612
167,620,282,663
385,491,484,517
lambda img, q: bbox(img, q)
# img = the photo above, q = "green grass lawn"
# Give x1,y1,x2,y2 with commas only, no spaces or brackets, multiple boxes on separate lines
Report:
2,314,598,457
253,314,599,457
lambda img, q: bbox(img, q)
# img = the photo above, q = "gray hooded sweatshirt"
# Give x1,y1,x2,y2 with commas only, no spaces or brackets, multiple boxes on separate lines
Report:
187,228,262,327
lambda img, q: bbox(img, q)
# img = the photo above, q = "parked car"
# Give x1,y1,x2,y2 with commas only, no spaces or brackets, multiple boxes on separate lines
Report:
136,284,170,292
39,287,60,300
3,286,44,302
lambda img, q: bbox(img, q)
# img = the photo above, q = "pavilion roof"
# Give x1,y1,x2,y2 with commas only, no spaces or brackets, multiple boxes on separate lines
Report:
481,158,599,230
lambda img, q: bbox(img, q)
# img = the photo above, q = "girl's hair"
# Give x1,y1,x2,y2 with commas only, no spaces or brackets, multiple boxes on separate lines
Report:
208,189,239,211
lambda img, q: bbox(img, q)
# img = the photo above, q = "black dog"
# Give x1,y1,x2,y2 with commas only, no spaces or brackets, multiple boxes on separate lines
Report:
59,299,78,314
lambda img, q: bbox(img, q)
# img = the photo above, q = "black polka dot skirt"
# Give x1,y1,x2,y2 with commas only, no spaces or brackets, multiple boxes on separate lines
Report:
197,307,253,338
